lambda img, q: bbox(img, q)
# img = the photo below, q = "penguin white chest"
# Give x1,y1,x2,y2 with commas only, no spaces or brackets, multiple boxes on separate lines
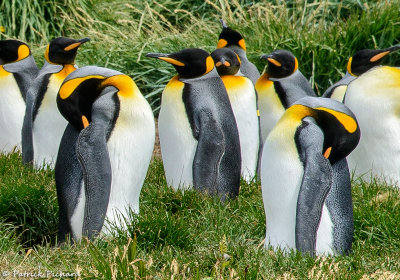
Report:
158,78,197,190
0,74,25,152
261,119,334,254
33,75,67,168
102,94,155,232
222,76,258,181
256,76,285,143
345,67,400,186
261,122,303,250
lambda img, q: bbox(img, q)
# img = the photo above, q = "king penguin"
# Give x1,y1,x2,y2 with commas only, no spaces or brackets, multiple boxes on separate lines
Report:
261,96,360,256
0,40,38,153
322,45,400,102
22,37,89,168
217,19,260,85
55,66,155,241
146,48,241,200
211,48,258,182
344,66,400,186
256,49,316,143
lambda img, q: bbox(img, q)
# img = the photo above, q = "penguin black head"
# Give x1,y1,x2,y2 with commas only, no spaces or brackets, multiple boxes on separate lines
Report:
217,19,246,51
260,50,298,79
146,48,214,79
347,45,400,76
211,48,241,76
45,37,90,65
0,40,31,65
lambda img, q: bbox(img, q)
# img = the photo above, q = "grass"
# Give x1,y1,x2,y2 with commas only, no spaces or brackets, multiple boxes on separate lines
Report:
1,0,400,278
0,153,399,278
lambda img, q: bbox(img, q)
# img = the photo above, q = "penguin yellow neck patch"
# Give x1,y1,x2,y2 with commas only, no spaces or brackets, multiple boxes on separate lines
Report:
315,107,357,133
0,65,11,77
44,45,51,64
347,57,355,76
102,74,137,98
294,57,299,73
217,39,228,49
59,75,105,99
82,115,90,128
55,64,77,80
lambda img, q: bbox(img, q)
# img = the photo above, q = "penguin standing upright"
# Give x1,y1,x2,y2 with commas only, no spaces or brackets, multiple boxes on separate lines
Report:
217,19,262,174
344,66,400,186
22,37,89,168
322,45,400,102
211,48,258,182
217,19,260,85
256,49,316,142
146,48,241,200
0,40,38,153
261,96,360,256
55,66,155,241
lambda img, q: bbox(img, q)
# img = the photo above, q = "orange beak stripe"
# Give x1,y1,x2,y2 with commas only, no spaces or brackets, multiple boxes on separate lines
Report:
223,61,231,67
267,58,282,67
158,57,185,66
323,147,332,159
64,42,82,51
216,61,223,67
82,115,90,128
370,51,390,62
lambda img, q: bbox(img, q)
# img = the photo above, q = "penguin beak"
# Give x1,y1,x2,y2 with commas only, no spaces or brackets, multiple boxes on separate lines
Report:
261,54,282,67
64,37,90,51
220,18,228,28
146,53,185,66
215,57,230,67
370,45,400,62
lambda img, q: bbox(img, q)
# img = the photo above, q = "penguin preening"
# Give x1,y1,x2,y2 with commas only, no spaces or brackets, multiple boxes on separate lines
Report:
322,45,400,102
0,40,38,153
55,66,155,241
22,37,89,168
344,66,400,187
256,49,316,143
211,48,258,182
261,96,360,256
146,48,241,200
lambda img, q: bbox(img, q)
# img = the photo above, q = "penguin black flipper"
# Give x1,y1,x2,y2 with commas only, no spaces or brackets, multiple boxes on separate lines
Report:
192,111,225,196
55,124,83,243
295,117,333,257
325,158,354,254
77,88,116,239
21,72,53,164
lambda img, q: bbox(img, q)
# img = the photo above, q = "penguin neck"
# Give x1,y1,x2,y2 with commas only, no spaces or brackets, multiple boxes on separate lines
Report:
179,68,220,84
228,46,247,60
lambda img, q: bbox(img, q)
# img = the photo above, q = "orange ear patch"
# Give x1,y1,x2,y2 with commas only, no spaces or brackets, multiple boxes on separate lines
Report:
238,39,246,51
217,39,228,49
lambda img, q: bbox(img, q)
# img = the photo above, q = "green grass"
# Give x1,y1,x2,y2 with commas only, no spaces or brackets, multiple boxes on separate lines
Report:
1,0,400,278
0,153,399,279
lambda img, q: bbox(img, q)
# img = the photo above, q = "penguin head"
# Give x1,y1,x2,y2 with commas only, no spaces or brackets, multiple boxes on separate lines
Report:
45,37,90,65
146,48,214,79
289,97,360,164
0,40,31,65
347,45,400,76
260,50,298,79
211,48,241,76
58,66,137,131
217,19,246,51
